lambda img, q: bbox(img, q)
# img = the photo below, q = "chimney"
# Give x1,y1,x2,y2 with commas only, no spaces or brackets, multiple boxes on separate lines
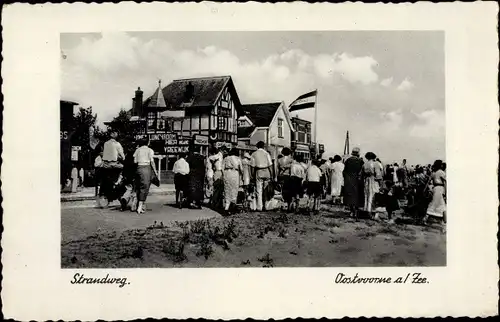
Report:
184,82,194,102
134,87,143,117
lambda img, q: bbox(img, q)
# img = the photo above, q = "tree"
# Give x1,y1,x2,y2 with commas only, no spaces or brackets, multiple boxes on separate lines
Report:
105,109,143,154
70,106,103,169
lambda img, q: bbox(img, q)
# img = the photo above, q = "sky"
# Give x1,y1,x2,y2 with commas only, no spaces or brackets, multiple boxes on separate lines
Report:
61,31,445,165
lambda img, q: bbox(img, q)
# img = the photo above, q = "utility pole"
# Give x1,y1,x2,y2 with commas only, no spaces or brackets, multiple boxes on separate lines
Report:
343,131,350,156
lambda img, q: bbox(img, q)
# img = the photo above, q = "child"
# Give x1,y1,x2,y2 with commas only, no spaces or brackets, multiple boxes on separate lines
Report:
382,180,400,223
290,154,306,212
306,159,323,214
71,164,79,193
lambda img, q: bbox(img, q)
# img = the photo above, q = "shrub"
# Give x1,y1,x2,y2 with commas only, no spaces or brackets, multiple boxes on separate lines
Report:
191,219,209,234
163,239,187,263
195,235,214,260
258,253,274,268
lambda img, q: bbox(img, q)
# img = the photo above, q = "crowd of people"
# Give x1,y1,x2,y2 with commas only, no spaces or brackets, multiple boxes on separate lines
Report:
93,132,446,228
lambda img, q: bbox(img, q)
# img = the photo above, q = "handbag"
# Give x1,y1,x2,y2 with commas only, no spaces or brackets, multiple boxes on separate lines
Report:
151,163,160,187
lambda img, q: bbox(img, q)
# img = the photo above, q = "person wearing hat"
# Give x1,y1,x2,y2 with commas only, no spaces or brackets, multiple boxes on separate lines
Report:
250,141,274,212
343,147,364,218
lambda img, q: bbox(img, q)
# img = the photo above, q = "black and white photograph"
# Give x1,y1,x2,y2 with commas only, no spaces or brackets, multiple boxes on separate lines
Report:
60,31,446,268
3,2,498,320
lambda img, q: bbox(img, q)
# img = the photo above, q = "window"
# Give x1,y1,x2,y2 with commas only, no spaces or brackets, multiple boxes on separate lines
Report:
278,118,284,138
147,112,155,127
298,132,305,143
218,117,227,131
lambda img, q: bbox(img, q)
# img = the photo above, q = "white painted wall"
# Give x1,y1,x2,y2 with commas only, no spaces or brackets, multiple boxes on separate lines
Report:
250,128,267,146
268,104,292,150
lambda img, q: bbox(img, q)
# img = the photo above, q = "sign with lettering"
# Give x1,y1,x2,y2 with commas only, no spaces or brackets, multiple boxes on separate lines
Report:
194,134,209,146
60,131,69,141
164,133,190,155
165,133,177,140
71,150,78,161
150,133,166,141
165,146,189,154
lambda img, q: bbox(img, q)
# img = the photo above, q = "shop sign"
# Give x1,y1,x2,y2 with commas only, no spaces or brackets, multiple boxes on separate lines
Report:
295,143,309,151
60,131,70,141
164,133,190,154
161,110,185,119
194,134,209,146
71,149,79,161
150,133,166,141
165,146,189,154
215,141,232,150
165,133,177,140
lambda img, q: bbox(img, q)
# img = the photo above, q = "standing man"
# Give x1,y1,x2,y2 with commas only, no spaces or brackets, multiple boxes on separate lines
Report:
399,158,409,189
99,131,125,208
251,141,274,212
173,153,190,208
343,147,364,219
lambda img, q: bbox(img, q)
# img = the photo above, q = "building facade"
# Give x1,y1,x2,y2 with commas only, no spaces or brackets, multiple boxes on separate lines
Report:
130,76,243,180
290,116,313,162
237,101,295,171
60,100,77,187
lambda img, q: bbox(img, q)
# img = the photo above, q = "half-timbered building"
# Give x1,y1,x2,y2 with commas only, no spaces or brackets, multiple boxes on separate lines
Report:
130,76,243,181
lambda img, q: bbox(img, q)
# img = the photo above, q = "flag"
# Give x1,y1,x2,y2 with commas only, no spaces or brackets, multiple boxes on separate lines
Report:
288,90,317,112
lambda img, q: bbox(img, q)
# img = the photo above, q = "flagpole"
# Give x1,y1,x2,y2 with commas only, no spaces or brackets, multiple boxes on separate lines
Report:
314,89,319,158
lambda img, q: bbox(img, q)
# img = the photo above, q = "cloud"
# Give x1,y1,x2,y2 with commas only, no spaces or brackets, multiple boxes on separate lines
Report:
62,34,384,121
380,109,403,133
397,78,414,91
311,52,379,85
334,53,379,85
61,32,444,165
409,109,445,138
380,77,393,87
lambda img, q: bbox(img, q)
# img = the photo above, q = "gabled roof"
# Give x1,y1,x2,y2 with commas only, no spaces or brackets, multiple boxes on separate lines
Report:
147,81,167,108
241,102,282,127
142,76,242,115
237,127,255,139
60,100,78,106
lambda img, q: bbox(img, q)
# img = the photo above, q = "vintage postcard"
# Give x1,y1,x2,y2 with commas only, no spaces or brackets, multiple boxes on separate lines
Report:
1,2,498,320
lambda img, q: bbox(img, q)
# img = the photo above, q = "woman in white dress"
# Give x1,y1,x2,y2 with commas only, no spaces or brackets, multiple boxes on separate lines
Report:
222,148,243,215
329,155,345,202
424,160,446,227
362,152,382,217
